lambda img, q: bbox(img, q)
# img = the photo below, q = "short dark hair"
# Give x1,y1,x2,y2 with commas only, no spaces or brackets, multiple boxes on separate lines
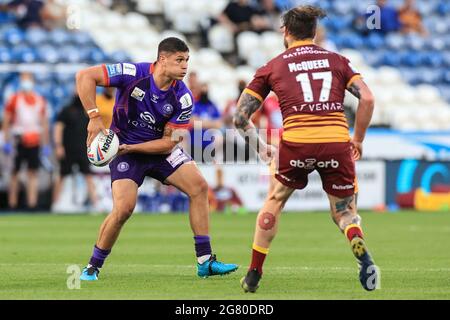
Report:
157,37,189,59
281,5,327,40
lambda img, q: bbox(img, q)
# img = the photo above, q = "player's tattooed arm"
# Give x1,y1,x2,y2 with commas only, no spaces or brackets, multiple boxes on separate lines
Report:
349,78,375,146
233,92,262,131
347,82,361,99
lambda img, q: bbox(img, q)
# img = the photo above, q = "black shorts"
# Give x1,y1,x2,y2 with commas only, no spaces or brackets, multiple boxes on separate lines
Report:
14,143,40,173
60,154,92,176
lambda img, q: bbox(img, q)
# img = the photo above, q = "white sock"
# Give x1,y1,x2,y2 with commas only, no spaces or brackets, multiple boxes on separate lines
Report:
197,254,211,264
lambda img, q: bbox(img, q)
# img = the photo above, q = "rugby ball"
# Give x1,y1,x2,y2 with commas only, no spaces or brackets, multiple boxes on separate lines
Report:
87,129,119,167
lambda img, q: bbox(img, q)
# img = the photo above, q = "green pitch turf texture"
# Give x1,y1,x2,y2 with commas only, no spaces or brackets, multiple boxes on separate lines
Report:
0,211,449,300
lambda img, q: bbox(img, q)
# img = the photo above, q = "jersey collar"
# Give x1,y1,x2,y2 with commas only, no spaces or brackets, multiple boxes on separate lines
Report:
288,39,314,49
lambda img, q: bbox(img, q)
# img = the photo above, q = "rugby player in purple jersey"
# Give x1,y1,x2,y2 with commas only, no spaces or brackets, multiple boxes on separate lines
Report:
75,37,238,281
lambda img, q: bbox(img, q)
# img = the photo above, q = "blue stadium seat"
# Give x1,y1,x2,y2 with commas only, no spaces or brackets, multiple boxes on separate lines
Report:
25,28,49,46
71,31,94,46
49,29,71,46
442,52,450,67
443,70,450,84
37,45,60,64
437,2,450,15
0,46,12,63
401,50,423,67
340,33,364,49
59,45,83,63
423,51,444,68
365,32,384,50
89,47,107,64
385,33,406,51
3,27,25,46
417,69,443,84
34,72,53,84
108,50,131,63
382,50,402,66
12,46,38,63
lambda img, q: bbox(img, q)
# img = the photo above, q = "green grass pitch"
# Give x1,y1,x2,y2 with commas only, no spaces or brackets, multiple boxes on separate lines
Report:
0,211,449,299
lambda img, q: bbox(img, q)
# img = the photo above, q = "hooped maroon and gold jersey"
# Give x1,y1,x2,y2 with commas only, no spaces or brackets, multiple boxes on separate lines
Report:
245,40,361,144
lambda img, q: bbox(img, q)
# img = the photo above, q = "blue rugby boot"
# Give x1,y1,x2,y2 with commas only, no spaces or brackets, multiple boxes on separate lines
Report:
80,265,99,281
351,237,379,291
197,254,238,278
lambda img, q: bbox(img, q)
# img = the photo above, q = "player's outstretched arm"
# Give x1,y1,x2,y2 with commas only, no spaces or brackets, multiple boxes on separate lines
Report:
347,78,375,160
233,92,275,163
75,66,108,146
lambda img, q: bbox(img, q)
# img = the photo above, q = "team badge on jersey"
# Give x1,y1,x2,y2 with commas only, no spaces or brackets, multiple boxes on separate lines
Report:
131,87,145,101
162,104,174,117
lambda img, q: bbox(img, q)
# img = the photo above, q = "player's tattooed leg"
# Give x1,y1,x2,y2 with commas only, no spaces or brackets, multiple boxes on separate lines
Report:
329,194,361,232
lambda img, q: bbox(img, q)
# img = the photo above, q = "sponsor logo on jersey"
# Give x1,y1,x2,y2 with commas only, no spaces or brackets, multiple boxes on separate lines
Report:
176,109,192,122
106,63,122,77
131,87,145,101
151,94,159,103
289,158,339,169
122,63,136,76
162,104,174,117
296,102,343,112
140,111,156,124
332,184,354,190
179,93,193,109
288,59,330,72
117,162,129,172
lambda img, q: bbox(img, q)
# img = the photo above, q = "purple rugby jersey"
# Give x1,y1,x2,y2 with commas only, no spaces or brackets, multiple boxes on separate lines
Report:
102,62,194,145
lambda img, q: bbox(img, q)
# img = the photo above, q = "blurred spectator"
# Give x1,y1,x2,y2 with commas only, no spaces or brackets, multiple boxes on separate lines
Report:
96,87,115,129
212,166,244,214
314,25,338,52
355,0,400,35
218,0,269,35
3,0,45,29
2,0,66,30
189,83,223,163
2,72,50,211
40,0,67,30
52,94,98,210
187,71,201,101
398,0,427,36
256,0,282,31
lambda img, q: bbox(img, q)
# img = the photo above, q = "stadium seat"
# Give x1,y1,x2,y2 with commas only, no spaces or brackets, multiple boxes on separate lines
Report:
236,31,260,60
49,29,71,46
173,12,199,34
25,28,49,46
0,46,12,63
37,45,60,64
208,24,234,54
365,33,385,50
3,27,24,46
124,12,149,30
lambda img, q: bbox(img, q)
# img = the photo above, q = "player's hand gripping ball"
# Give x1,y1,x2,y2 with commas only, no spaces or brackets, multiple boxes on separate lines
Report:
87,129,119,166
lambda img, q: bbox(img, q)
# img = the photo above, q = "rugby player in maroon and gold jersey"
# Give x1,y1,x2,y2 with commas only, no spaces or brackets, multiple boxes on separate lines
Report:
234,6,379,292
